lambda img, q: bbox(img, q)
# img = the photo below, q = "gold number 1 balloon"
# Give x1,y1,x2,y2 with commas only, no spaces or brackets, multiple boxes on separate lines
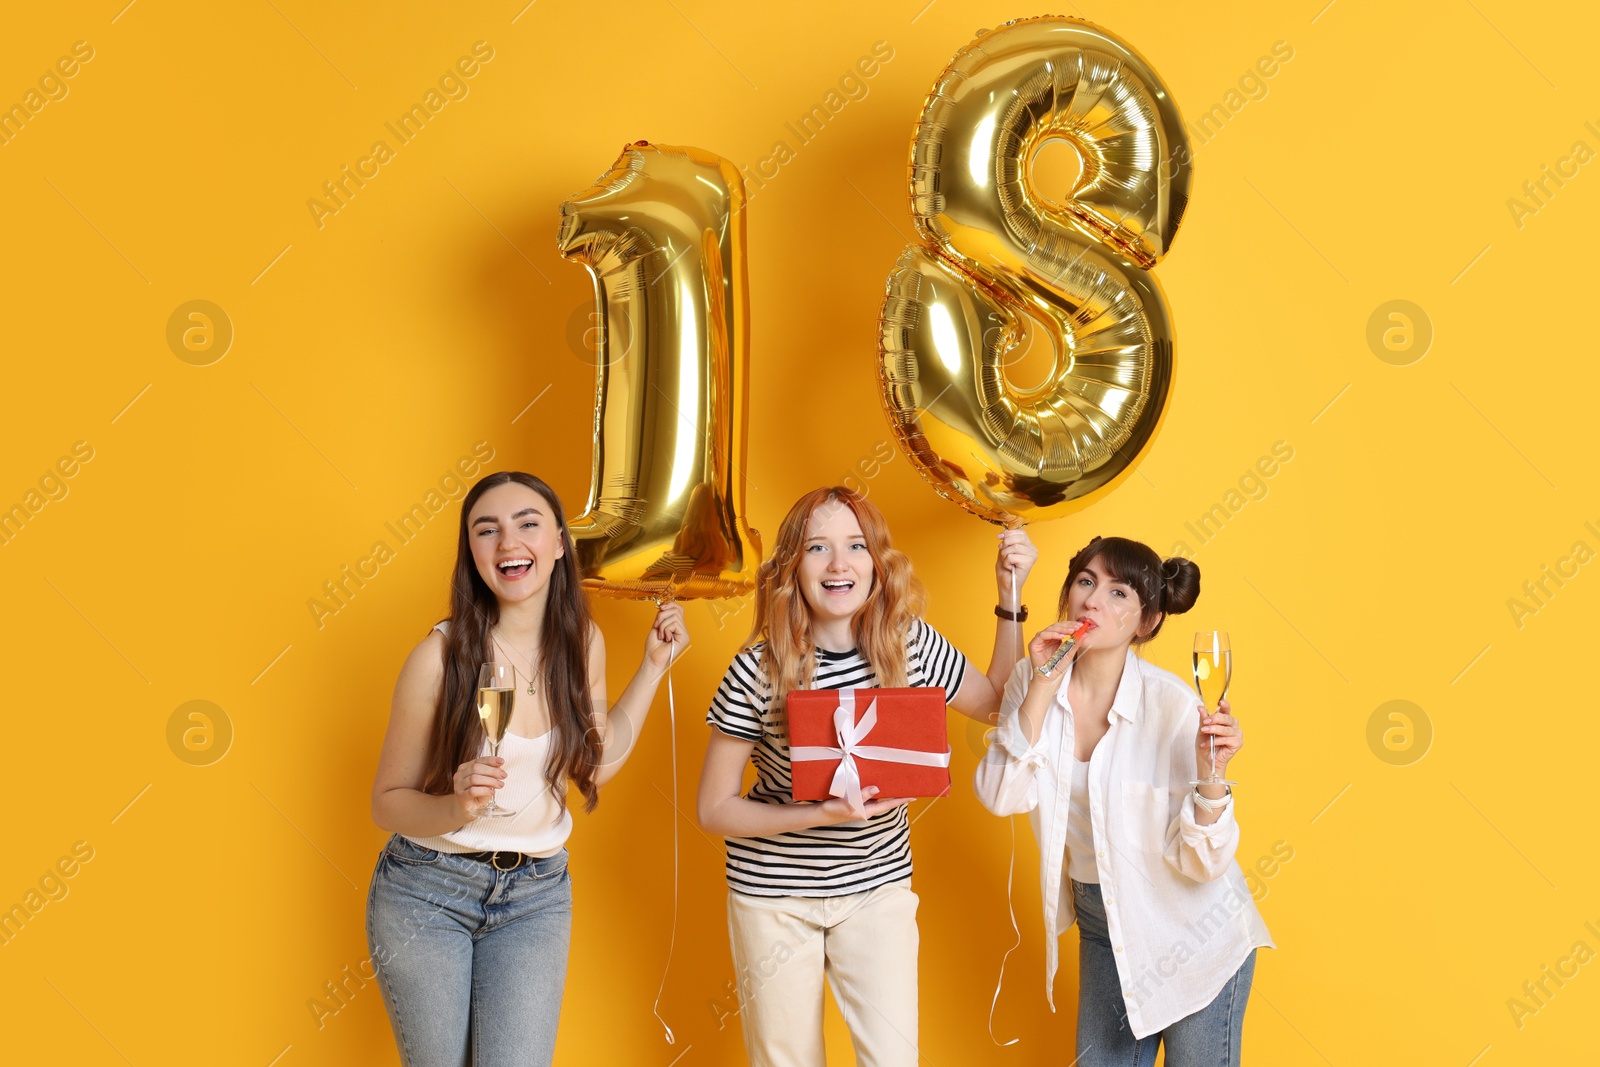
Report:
878,16,1192,525
558,142,761,599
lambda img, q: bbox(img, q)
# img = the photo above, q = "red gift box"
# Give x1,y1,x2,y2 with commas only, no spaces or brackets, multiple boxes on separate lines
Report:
787,687,952,802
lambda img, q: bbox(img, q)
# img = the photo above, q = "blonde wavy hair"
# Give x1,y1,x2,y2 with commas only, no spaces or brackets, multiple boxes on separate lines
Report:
744,487,926,717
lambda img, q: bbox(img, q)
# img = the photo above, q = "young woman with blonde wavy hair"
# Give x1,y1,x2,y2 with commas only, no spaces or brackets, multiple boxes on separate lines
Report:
696,486,1036,1066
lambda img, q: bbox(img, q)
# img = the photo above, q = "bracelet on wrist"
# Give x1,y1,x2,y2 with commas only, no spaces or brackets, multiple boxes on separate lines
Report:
1192,786,1233,813
994,603,1028,622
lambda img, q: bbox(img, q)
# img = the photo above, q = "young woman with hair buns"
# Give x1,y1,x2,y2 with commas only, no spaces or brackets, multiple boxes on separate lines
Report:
975,535,1273,1067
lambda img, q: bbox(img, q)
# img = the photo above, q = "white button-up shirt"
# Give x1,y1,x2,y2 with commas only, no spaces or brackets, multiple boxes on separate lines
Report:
974,651,1274,1039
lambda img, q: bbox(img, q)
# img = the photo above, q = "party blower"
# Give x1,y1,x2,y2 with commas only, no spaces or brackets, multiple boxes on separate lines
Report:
1035,619,1094,677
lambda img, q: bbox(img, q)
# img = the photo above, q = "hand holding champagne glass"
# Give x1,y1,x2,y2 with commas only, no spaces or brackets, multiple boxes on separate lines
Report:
1189,630,1239,788
476,662,519,818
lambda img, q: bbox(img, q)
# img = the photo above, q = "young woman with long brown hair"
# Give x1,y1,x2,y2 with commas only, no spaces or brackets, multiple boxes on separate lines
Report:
367,471,686,1067
696,486,1037,1066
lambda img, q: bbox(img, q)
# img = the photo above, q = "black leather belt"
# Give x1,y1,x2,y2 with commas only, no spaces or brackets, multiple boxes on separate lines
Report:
458,849,531,871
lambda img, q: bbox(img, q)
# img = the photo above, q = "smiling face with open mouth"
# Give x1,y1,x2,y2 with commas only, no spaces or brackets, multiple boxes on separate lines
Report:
468,482,565,603
798,499,875,628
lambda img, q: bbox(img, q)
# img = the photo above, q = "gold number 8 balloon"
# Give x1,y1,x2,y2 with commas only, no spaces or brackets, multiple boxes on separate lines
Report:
878,17,1192,525
558,142,761,600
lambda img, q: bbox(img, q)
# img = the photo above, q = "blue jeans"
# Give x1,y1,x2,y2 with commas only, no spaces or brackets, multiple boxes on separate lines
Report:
1072,880,1254,1067
366,834,573,1067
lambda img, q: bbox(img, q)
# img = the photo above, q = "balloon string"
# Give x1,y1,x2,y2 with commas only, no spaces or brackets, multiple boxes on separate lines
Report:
984,559,1022,1046
1010,566,1019,663
987,814,1022,1046
652,634,679,1045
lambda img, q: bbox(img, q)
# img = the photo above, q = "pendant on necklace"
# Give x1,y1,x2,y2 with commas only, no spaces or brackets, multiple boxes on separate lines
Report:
527,682,536,696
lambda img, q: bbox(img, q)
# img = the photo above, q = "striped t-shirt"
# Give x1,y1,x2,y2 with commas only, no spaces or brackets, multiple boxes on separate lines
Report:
705,618,970,898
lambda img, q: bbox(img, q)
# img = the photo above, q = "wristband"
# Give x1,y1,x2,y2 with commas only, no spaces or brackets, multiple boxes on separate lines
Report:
994,604,1028,622
1192,787,1233,813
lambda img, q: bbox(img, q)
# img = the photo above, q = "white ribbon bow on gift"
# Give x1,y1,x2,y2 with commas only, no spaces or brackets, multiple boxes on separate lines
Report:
788,689,952,808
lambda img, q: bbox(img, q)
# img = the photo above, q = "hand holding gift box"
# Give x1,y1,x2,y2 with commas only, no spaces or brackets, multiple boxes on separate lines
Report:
788,687,952,804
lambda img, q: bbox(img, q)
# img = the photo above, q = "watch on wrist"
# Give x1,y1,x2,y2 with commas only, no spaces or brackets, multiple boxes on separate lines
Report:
994,604,1028,622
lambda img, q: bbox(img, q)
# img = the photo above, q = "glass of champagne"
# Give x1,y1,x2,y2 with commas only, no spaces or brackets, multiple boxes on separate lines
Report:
1189,631,1237,787
476,662,518,818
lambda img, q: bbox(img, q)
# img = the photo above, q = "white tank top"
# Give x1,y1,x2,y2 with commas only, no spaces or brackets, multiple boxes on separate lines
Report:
404,621,574,856
1064,754,1100,884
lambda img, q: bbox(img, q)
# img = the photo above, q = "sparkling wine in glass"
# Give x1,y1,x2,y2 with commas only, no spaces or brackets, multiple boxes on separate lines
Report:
1189,631,1237,787
476,662,518,818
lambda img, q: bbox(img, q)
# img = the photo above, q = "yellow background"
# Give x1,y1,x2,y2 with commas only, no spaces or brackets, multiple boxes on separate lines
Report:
3,1,1596,1063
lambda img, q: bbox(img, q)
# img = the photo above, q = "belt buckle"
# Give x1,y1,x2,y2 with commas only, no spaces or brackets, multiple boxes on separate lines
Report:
491,850,523,872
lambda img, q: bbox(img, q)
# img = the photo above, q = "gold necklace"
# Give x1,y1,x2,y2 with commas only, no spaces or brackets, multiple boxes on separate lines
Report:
490,633,540,697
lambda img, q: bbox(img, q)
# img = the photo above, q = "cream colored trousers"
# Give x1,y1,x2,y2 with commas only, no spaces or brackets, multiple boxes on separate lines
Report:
727,881,920,1067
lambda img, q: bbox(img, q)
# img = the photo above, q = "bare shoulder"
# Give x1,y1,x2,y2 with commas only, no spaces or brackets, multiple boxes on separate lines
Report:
395,628,447,703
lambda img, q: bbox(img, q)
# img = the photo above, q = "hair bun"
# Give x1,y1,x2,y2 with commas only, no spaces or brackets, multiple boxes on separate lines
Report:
1161,556,1201,615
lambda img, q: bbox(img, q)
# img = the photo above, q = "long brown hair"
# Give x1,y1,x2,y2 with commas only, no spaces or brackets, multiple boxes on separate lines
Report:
744,487,925,717
423,471,602,813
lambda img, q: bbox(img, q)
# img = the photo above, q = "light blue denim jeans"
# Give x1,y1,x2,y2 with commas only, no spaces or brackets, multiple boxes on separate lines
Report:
1072,879,1255,1067
366,834,573,1067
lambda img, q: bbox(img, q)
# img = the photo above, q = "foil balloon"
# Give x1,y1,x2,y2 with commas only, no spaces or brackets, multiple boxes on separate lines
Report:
558,142,761,599
877,16,1191,525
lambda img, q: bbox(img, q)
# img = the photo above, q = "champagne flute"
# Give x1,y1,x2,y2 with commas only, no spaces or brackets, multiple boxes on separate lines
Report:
1189,631,1237,787
476,662,518,818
